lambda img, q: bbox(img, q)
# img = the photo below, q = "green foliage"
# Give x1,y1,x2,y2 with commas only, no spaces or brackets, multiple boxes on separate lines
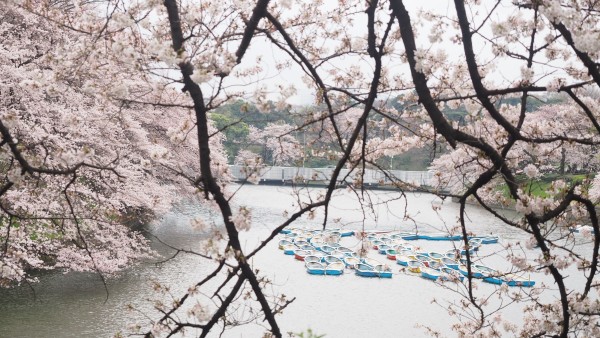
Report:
289,328,325,338
498,174,589,198
0,216,20,229
212,99,292,129
498,94,565,112
211,100,295,162
213,96,569,168
211,113,249,160
389,148,436,170
211,113,250,140
304,157,336,168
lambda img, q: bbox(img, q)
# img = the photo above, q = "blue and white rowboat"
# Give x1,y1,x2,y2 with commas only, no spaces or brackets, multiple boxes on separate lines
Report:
355,263,377,277
421,267,442,280
305,262,326,275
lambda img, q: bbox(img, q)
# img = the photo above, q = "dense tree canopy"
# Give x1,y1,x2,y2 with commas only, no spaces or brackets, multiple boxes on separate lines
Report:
3,0,600,337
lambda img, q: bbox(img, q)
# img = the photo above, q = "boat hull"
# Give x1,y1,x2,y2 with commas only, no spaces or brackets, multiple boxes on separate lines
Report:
374,265,393,278
305,262,326,275
355,263,377,277
506,280,535,287
421,267,441,281
483,277,503,285
407,260,424,273
325,262,345,276
419,234,462,241
396,256,410,266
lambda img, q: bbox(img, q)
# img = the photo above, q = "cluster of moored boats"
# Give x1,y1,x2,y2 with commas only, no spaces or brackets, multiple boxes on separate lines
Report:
278,228,536,287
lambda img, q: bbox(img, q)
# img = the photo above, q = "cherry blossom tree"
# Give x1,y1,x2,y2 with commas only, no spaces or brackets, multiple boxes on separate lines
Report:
0,5,163,286
0,1,222,286
390,1,600,336
247,123,302,165
5,0,600,337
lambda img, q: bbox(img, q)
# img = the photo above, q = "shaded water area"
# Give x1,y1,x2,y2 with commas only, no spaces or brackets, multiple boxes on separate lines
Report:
0,185,592,337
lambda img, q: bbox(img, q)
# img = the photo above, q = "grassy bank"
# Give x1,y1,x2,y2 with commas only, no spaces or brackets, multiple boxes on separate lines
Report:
498,173,589,198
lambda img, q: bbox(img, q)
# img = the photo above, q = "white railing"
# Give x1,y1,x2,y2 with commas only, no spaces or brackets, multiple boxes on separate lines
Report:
228,165,434,186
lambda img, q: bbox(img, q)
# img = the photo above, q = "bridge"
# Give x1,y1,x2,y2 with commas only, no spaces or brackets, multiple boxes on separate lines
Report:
228,165,434,187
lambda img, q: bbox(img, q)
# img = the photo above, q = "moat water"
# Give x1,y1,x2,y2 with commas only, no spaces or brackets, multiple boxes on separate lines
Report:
0,185,590,337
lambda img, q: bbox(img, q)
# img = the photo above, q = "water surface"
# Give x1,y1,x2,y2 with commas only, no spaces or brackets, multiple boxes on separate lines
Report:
0,185,586,337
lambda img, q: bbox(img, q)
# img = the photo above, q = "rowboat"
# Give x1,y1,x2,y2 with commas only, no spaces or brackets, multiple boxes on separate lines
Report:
373,264,393,278
398,232,419,241
323,255,344,265
283,228,303,236
428,252,444,261
293,237,309,245
366,234,378,242
294,239,310,246
371,239,384,250
460,246,475,256
328,250,347,260
355,263,377,277
472,236,499,244
457,239,482,256
389,233,406,241
445,250,458,260
420,267,441,281
298,244,315,251
469,238,483,248
378,244,391,255
282,244,297,255
396,255,412,266
316,245,336,254
457,264,484,278
340,229,355,237
415,254,431,267
471,264,502,284
278,239,293,250
361,257,383,267
440,267,464,282
505,274,535,287
441,257,459,270
304,255,322,264
386,249,398,260
407,260,424,273
325,262,345,276
428,260,443,270
419,233,462,241
483,275,503,284
294,249,312,261
398,248,415,256
305,262,326,275
343,256,360,268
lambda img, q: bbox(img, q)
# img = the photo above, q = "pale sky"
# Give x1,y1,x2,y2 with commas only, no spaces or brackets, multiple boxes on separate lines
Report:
208,1,565,106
